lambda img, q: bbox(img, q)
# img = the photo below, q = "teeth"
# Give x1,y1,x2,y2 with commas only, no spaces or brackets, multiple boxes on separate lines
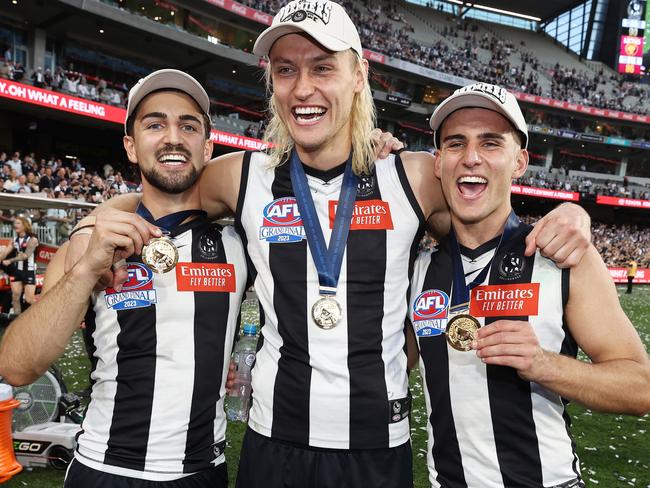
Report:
159,153,187,163
294,106,326,115
458,176,487,184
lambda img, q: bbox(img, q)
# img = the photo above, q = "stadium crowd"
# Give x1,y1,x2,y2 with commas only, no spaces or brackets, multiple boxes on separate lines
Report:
4,0,650,117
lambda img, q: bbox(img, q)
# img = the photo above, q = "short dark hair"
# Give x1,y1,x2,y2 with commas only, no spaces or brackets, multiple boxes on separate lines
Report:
125,88,211,139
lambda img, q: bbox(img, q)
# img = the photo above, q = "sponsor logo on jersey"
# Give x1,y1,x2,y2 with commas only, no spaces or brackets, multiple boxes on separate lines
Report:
412,289,449,337
470,283,540,317
176,263,236,292
105,263,157,310
259,197,306,243
328,199,394,230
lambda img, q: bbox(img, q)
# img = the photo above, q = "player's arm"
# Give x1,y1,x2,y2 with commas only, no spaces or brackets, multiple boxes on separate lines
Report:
199,151,244,219
400,150,450,239
405,322,420,370
475,245,650,416
0,212,151,386
0,241,15,263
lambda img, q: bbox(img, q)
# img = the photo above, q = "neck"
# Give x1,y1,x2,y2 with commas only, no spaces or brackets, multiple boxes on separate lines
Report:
453,207,512,249
295,135,352,171
140,182,201,221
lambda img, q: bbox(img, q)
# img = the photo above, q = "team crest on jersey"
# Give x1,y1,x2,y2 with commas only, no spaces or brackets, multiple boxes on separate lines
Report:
412,289,449,337
498,252,525,280
198,226,221,260
259,197,306,243
104,263,157,310
356,173,375,197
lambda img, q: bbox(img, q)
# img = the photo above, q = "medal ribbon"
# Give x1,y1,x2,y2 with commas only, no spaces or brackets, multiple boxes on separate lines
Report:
449,210,521,308
136,203,205,232
289,149,358,296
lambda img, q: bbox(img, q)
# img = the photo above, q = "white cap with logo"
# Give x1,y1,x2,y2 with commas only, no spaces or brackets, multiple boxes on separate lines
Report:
429,82,528,149
253,0,362,57
125,69,210,134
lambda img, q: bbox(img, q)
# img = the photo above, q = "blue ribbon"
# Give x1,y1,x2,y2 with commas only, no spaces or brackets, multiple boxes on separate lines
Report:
449,210,521,308
289,149,358,296
136,203,205,232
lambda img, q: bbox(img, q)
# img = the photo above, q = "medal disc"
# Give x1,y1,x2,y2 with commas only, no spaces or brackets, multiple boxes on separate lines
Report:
311,296,342,330
446,314,481,352
142,237,178,274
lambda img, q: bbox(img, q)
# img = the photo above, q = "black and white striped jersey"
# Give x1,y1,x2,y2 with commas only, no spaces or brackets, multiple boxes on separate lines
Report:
14,235,36,271
76,217,247,481
235,151,425,449
409,224,582,488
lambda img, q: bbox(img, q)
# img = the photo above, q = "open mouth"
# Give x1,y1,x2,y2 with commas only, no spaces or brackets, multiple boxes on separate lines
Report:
457,175,487,198
292,106,327,124
157,153,189,166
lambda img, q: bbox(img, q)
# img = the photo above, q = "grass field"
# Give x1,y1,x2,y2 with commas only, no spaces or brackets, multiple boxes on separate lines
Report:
2,287,649,487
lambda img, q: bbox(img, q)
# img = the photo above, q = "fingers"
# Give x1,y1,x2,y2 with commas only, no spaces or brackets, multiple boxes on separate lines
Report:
226,362,236,392
371,129,405,160
524,225,539,257
93,271,114,292
111,265,130,292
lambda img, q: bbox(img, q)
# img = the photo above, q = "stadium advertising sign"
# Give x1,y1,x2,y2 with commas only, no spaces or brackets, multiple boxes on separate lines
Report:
618,0,646,74
203,0,272,25
608,267,650,283
0,79,125,124
386,94,412,107
0,80,268,151
511,185,580,202
596,195,650,209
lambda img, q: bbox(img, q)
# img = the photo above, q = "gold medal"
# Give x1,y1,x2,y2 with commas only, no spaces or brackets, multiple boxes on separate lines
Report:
142,237,178,274
446,314,481,352
311,296,342,330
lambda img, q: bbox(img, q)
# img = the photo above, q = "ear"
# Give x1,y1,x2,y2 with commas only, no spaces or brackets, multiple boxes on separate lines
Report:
203,138,214,164
434,149,442,179
354,58,368,94
123,135,138,165
512,148,528,179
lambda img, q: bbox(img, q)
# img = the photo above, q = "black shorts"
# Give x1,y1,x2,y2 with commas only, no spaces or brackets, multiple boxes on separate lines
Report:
64,459,228,488
13,269,35,285
235,428,413,488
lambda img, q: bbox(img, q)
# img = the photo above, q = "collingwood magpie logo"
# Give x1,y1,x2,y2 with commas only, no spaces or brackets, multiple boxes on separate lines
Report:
499,252,525,280
280,1,332,25
357,173,375,197
199,226,221,260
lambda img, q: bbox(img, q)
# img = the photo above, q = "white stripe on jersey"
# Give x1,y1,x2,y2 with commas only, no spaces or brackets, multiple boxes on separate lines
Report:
530,253,579,486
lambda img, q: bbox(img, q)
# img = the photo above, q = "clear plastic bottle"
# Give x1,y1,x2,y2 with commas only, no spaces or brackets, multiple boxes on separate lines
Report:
225,323,258,422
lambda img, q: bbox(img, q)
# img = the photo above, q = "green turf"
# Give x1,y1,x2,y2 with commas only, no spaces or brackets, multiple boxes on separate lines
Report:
2,288,649,487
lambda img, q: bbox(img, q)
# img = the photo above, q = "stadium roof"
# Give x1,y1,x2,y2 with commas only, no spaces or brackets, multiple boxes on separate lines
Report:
458,0,584,22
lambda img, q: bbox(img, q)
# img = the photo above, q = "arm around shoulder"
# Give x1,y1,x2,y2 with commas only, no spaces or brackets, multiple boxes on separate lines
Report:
200,151,245,219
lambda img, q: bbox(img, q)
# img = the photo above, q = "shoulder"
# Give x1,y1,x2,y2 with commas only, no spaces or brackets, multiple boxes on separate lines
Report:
399,150,436,167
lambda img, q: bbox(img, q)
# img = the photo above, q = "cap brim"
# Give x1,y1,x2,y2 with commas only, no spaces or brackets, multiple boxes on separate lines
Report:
253,23,353,56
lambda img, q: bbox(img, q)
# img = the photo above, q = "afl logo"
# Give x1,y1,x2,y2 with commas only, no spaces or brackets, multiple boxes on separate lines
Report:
122,263,154,291
413,289,449,320
263,197,302,226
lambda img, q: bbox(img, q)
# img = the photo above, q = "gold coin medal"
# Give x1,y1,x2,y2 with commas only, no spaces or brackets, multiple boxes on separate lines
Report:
445,313,481,352
142,233,178,274
311,296,342,330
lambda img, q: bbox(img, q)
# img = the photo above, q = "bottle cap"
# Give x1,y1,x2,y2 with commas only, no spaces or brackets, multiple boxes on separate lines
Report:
0,383,13,401
243,323,257,336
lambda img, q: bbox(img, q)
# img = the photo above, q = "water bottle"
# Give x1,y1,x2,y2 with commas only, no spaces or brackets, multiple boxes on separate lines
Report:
225,323,258,422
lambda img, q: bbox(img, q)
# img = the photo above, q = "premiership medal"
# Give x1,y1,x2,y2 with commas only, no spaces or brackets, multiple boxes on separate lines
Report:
311,296,342,330
446,314,481,352
142,236,178,274
289,150,357,330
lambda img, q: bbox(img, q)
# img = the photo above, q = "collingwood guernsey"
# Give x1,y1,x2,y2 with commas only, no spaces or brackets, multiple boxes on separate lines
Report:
76,217,247,481
409,223,582,488
236,151,425,449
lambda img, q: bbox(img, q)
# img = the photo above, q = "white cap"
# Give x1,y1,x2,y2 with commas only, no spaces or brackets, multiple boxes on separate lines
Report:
429,82,528,149
0,383,13,401
253,0,362,57
125,69,210,133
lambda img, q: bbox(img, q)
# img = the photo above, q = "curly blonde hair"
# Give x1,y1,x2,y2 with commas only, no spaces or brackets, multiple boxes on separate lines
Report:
262,50,376,175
